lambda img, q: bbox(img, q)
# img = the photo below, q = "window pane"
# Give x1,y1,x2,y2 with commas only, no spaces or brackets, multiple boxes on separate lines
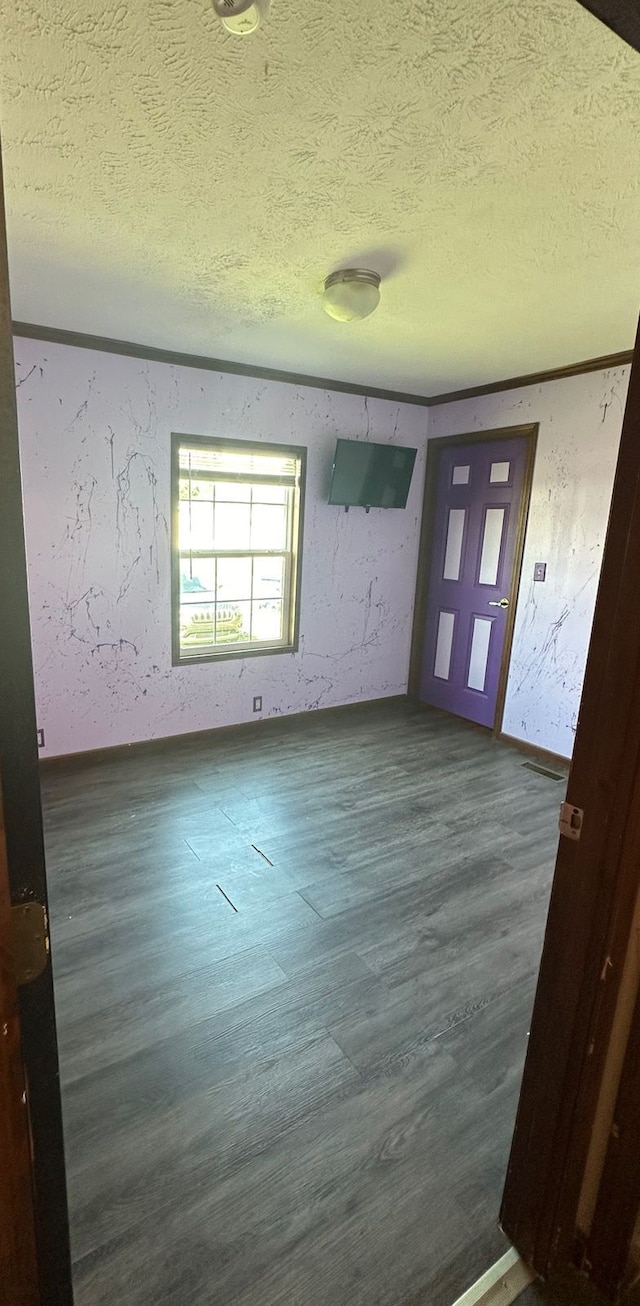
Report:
179,501,190,544
182,478,214,501
216,601,249,644
180,601,215,650
252,485,287,505
251,600,283,642
179,499,214,551
214,503,251,550
251,504,287,550
216,557,252,602
180,559,215,599
213,482,251,503
180,553,218,650
253,556,284,600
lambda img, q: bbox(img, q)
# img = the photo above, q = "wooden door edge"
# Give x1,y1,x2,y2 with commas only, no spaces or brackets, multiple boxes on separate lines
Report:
0,136,73,1306
500,317,640,1291
586,968,640,1296
0,789,40,1305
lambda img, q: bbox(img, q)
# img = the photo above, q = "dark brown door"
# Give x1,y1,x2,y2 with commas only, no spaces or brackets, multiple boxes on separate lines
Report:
0,140,73,1304
0,793,40,1306
502,9,640,1295
501,316,640,1294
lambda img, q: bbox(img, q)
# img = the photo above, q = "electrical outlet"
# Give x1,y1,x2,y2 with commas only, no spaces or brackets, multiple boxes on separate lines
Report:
253,696,263,713
37,728,45,748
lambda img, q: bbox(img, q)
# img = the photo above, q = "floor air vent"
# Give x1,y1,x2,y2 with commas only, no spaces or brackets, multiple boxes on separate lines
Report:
522,761,566,782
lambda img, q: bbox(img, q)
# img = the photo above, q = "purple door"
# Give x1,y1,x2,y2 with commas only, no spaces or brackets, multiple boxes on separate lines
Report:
419,436,529,728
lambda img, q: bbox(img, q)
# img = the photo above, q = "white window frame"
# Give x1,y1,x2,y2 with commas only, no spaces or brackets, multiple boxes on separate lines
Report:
171,434,306,665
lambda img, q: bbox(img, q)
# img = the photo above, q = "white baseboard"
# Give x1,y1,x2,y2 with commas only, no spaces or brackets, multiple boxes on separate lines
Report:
450,1246,535,1306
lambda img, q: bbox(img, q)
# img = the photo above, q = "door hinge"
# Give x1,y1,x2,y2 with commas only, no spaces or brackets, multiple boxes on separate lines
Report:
559,801,584,841
10,901,49,986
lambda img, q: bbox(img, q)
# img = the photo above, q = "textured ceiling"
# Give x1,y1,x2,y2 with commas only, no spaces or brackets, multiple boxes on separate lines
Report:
1,0,639,395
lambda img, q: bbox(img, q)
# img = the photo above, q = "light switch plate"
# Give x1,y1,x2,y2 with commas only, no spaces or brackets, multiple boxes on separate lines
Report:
534,562,547,582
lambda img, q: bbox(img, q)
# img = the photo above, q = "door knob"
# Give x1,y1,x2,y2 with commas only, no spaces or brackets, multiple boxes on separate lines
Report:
488,598,509,609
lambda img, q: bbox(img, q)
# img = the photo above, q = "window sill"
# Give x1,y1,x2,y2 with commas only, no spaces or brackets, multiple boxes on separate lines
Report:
172,641,298,667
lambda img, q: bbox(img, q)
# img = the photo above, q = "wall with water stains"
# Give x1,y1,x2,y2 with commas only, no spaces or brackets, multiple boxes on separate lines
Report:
428,365,631,758
14,337,427,757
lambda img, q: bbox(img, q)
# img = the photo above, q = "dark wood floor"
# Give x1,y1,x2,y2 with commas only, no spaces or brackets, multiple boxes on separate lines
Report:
41,699,564,1306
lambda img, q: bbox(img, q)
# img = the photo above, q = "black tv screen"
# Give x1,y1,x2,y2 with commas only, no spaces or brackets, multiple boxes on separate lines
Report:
328,439,417,509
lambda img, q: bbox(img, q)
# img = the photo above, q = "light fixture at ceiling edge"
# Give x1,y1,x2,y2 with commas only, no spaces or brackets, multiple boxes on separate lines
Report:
212,0,270,35
322,269,382,323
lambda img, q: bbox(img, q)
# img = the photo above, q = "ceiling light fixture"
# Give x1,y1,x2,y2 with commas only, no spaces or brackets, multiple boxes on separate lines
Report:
322,269,381,323
212,0,270,35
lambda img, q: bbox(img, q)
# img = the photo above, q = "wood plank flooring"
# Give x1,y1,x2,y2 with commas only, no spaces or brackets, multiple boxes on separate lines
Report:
40,700,564,1306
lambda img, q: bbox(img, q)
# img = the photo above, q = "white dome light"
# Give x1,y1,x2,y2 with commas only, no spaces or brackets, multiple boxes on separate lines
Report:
212,0,269,35
322,269,381,323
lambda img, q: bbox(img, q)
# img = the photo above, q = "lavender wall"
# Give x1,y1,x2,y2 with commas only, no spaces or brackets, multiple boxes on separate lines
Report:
15,337,630,761
14,338,427,757
428,365,630,759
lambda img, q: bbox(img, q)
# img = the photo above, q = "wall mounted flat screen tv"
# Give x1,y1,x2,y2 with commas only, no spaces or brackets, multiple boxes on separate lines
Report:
328,438,417,509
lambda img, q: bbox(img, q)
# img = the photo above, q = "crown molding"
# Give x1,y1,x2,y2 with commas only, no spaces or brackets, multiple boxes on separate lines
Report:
11,321,430,407
426,349,633,407
13,321,634,411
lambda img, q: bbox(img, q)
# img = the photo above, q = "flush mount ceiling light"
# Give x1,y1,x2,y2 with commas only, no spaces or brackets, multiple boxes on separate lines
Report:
322,269,382,323
212,0,270,35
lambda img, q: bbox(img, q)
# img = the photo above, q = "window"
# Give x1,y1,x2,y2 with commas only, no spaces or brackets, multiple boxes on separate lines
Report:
171,434,306,664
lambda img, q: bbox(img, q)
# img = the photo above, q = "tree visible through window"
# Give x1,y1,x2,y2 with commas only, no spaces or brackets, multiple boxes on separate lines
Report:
172,435,306,663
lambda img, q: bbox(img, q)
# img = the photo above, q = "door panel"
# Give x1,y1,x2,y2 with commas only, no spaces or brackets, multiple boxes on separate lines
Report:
419,436,530,728
0,141,73,1302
